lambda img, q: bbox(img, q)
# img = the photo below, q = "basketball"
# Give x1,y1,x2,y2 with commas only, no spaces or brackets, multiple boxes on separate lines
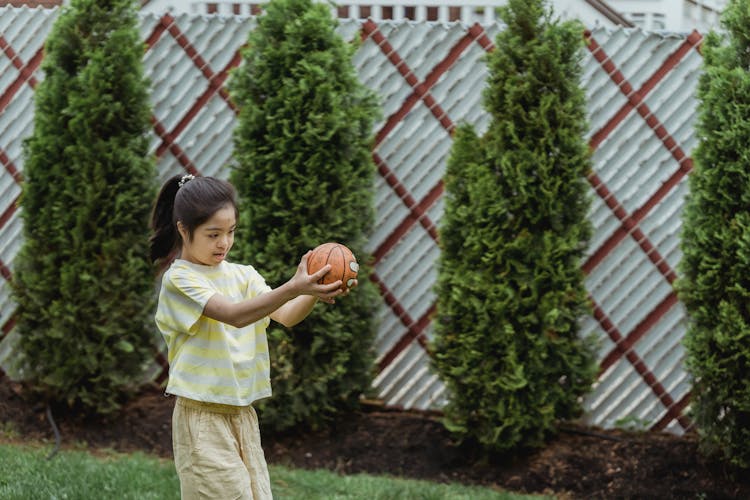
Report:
307,242,359,290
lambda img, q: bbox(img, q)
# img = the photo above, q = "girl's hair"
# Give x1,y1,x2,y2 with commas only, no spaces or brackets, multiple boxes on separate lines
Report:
149,174,238,263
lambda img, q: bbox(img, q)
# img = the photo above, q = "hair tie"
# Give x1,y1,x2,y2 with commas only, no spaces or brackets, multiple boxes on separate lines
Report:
178,174,195,188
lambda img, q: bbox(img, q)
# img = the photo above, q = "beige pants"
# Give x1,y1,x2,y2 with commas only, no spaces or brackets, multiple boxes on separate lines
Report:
172,397,272,500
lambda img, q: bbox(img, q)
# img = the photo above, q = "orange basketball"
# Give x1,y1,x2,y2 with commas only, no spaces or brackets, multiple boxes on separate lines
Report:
307,242,359,290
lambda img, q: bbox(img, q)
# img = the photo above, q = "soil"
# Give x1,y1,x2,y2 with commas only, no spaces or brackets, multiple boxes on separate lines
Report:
1,380,748,499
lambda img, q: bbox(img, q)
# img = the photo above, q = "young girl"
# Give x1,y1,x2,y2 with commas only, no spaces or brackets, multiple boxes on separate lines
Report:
149,174,348,499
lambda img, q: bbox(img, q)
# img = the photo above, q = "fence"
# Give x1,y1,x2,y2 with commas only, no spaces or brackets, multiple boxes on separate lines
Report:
0,7,705,434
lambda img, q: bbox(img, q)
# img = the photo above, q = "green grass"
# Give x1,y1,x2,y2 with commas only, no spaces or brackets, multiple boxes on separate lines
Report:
269,465,545,499
0,443,179,500
0,443,551,499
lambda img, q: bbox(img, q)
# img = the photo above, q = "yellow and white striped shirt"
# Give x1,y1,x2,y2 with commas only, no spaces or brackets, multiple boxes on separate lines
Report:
155,259,273,406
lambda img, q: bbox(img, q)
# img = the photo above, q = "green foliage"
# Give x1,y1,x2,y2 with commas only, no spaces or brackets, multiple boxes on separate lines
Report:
676,0,750,469
431,0,597,454
229,0,379,431
11,0,157,414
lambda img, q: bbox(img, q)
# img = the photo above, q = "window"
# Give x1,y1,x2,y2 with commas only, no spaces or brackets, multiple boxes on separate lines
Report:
652,13,666,30
629,12,646,28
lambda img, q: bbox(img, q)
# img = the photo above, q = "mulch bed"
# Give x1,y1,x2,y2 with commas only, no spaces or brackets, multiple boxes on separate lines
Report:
1,381,748,499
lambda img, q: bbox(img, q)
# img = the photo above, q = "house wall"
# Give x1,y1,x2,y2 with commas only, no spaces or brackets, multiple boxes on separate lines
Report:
142,0,629,28
608,0,728,32
0,8,704,434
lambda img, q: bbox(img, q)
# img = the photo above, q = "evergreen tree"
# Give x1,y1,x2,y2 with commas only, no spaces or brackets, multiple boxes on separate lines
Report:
11,0,157,414
229,0,379,431
432,0,597,453
677,0,750,469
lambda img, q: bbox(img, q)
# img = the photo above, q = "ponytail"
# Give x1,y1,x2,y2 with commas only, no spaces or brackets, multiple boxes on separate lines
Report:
149,175,181,263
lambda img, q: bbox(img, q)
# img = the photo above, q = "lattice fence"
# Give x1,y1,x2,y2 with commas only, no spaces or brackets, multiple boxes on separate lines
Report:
0,7,705,434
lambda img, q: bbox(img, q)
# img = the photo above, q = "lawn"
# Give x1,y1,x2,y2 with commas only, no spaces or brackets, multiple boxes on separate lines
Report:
0,442,550,499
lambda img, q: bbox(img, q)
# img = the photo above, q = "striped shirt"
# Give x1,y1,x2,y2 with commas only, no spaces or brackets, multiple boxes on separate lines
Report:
155,259,273,406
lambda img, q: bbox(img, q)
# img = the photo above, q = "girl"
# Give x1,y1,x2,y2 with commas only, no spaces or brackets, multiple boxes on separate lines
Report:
149,174,348,499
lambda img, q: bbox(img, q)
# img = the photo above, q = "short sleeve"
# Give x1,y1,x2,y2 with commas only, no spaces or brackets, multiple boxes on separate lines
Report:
244,265,272,328
244,265,272,298
159,266,217,335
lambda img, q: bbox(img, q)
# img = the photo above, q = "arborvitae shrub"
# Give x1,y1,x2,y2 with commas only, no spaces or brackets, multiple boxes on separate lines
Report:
677,0,750,469
432,0,597,453
11,0,157,414
229,0,379,431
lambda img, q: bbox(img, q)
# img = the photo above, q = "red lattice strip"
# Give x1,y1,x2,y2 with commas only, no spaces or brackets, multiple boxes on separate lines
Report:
154,51,241,158
587,30,703,150
362,22,488,278
363,22,492,266
583,163,693,276
0,37,41,115
0,194,18,232
373,272,433,373
598,293,679,374
372,153,441,263
362,20,489,371
144,13,169,48
0,199,11,284
1,316,14,342
472,25,495,51
0,258,11,282
152,14,241,157
591,297,692,430
151,117,200,175
0,36,40,184
583,33,701,274
364,21,489,145
585,172,679,284
652,392,692,432
0,148,22,184
581,32,699,429
145,14,232,175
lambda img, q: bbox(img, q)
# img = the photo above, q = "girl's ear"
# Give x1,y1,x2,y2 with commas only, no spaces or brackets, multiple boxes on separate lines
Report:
176,221,188,242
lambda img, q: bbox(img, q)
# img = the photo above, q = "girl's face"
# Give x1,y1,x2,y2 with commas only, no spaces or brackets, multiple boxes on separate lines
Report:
178,204,236,266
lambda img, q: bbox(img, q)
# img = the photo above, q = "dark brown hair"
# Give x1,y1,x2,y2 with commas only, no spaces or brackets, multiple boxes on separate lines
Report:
149,174,238,263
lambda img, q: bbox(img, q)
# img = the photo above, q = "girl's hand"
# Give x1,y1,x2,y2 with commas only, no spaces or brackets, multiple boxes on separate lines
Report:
291,251,344,302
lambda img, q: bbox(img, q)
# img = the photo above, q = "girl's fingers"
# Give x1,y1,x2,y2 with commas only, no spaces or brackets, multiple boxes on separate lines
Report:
318,280,343,295
299,251,313,273
315,281,346,304
310,264,332,281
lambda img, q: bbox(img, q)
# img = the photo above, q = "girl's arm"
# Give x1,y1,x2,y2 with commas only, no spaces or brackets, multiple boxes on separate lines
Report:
271,277,358,327
270,294,319,328
202,251,343,328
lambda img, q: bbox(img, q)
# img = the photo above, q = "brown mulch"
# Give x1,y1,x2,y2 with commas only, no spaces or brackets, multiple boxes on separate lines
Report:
1,381,748,499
